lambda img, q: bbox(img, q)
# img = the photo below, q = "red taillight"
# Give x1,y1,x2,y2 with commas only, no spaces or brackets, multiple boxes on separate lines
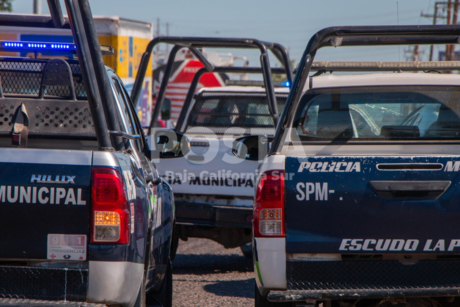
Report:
254,170,285,237
91,167,130,244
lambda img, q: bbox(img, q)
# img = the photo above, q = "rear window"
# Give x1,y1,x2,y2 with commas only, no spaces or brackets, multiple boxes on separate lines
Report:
186,93,286,135
293,86,460,141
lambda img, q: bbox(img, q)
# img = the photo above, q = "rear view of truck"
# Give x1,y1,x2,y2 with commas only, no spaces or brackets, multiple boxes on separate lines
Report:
0,48,137,305
131,37,293,255
166,85,288,252
248,25,460,307
0,147,91,301
0,2,174,306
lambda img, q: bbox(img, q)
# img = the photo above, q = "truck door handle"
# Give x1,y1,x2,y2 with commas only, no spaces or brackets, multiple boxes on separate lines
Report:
369,181,451,200
187,155,205,162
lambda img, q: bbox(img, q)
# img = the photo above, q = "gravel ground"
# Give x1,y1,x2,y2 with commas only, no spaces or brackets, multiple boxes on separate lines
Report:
172,238,254,307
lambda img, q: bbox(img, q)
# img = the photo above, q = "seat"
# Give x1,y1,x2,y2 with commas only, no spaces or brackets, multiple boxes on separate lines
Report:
315,108,353,138
244,117,258,126
213,116,232,126
425,107,460,138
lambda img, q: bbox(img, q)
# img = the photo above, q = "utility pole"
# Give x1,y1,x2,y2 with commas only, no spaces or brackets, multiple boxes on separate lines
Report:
404,45,420,62
166,22,169,52
423,2,450,61
429,4,438,61
156,18,160,52
446,0,453,61
414,45,420,61
450,0,460,60
33,0,41,14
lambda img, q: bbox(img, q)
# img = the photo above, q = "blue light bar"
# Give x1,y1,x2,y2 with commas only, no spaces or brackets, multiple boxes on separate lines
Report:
0,41,77,53
280,80,291,87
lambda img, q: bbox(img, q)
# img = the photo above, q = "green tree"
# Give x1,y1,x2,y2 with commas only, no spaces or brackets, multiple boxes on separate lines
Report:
0,0,13,12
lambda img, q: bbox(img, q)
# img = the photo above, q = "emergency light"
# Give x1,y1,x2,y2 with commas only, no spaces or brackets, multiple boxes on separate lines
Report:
280,80,290,87
1,41,77,53
0,41,114,55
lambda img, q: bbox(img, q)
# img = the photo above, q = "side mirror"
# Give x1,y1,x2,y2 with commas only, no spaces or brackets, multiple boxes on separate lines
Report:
161,98,171,121
145,172,154,183
155,130,190,158
145,172,162,186
152,177,162,185
232,135,271,161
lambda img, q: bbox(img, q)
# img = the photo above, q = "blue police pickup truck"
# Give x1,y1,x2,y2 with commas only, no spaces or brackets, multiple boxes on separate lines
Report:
233,25,460,307
0,2,176,306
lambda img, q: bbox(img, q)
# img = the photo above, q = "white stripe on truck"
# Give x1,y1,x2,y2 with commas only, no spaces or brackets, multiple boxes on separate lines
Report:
255,237,287,290
0,148,91,165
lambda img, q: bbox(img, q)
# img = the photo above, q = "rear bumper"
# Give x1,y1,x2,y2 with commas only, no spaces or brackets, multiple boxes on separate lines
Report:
0,299,105,306
0,261,143,306
268,260,460,302
175,200,253,229
87,261,143,306
268,288,460,302
0,266,88,302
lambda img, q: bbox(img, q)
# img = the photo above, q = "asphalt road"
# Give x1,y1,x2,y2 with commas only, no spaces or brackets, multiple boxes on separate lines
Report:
172,238,254,307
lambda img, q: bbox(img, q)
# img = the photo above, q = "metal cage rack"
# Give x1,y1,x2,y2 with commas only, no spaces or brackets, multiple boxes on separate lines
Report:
131,37,293,132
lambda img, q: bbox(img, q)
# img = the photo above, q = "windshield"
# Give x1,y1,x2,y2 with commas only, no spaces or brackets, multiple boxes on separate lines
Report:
292,86,460,141
186,93,287,135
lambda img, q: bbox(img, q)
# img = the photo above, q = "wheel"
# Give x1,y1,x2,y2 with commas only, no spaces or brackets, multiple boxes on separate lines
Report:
255,284,294,307
240,242,253,259
147,261,173,307
170,234,179,261
133,274,146,307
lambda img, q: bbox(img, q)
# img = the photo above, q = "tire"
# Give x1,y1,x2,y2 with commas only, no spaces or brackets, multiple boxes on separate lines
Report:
133,274,146,307
147,261,173,307
240,242,253,259
255,284,294,307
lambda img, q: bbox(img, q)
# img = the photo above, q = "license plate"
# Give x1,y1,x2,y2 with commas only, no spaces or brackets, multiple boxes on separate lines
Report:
47,234,87,261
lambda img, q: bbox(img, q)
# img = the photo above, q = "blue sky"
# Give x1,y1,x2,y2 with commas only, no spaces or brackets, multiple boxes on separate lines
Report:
11,0,444,66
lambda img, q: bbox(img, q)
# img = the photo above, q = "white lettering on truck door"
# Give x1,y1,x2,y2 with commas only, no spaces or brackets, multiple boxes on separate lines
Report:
296,182,334,201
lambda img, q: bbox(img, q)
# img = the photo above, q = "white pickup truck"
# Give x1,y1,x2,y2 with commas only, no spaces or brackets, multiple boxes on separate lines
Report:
136,38,293,257
157,85,289,256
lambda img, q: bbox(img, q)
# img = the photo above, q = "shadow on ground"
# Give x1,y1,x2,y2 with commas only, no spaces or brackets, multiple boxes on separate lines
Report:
203,278,255,298
173,253,253,275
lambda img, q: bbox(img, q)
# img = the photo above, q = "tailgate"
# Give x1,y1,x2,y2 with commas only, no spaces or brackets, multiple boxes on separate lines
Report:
285,156,460,254
0,148,91,260
159,137,258,198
